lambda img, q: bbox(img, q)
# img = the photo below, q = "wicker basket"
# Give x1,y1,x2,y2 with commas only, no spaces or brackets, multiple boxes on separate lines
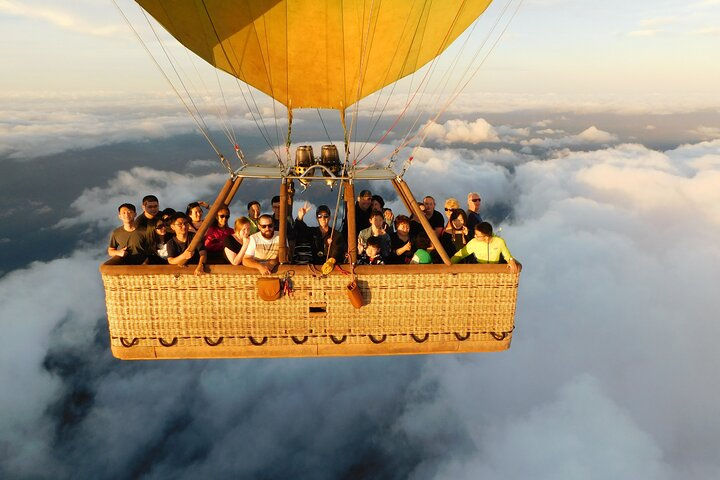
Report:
100,263,519,359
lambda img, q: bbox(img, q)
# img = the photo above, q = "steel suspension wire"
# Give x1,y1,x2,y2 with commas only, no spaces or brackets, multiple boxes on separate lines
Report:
351,0,429,162
197,0,284,165
112,0,228,167
317,110,334,145
353,0,472,167
347,0,379,165
400,0,525,175
388,0,504,165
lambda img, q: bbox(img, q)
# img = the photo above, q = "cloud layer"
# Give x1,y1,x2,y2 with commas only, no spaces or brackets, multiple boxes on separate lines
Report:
2,125,720,478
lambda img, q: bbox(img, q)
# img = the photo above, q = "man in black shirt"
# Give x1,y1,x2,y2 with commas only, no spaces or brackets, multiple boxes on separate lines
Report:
422,196,445,236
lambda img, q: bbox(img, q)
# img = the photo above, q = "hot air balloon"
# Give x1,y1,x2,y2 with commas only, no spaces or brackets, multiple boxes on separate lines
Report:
101,0,522,359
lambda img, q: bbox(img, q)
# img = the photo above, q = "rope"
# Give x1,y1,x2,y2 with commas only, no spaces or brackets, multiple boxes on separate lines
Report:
353,0,471,167
112,1,226,162
400,0,525,174
198,0,284,165
352,0,429,162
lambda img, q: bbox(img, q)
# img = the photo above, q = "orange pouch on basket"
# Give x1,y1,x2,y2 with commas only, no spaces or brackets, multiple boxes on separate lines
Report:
346,281,364,309
257,277,282,301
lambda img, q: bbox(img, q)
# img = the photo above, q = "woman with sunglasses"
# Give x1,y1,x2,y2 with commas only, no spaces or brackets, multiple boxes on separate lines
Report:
204,205,234,263
148,217,173,264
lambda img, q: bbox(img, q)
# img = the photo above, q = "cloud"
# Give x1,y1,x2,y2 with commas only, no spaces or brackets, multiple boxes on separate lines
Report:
54,167,227,230
0,1,123,37
3,131,720,478
422,375,673,480
423,118,501,144
0,93,268,160
689,126,720,140
521,126,619,149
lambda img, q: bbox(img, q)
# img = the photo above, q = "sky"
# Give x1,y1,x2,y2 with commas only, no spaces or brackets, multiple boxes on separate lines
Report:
1,1,720,479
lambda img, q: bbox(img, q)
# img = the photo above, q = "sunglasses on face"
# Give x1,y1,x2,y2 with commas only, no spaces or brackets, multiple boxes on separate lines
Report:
259,224,274,229
471,198,481,202
218,215,229,219
317,214,330,219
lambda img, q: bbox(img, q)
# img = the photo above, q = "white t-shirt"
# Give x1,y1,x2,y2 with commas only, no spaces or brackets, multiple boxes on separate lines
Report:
245,231,280,261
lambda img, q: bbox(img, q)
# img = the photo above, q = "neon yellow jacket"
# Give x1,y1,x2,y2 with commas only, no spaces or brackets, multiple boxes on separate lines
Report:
450,236,513,264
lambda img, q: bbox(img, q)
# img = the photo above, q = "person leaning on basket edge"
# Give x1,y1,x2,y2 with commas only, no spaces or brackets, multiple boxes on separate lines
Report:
450,221,521,273
242,214,283,275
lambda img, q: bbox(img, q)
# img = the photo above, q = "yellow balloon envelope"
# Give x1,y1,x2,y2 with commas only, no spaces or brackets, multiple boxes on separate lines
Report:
136,0,493,110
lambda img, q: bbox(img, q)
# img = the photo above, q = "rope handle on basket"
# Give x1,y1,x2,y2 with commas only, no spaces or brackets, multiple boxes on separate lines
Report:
282,271,294,297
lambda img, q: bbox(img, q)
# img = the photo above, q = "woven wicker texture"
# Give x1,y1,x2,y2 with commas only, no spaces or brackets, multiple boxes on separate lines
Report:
101,264,519,359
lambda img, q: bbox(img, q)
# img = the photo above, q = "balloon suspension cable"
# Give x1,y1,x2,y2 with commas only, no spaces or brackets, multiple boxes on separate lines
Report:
339,108,350,172
353,0,470,168
401,0,525,174
196,0,284,164
347,0,379,165
113,0,227,161
317,110,334,145
234,144,247,167
352,0,432,163
285,107,293,169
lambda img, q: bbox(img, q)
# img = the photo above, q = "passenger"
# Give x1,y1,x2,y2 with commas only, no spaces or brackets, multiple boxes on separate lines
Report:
106,203,149,265
224,216,252,265
148,217,173,264
383,207,395,234
247,200,261,234
358,210,391,258
160,207,176,225
358,235,385,265
186,202,205,233
371,194,385,214
422,195,445,236
345,189,373,235
441,208,469,257
443,197,461,221
166,212,207,276
242,214,282,275
135,194,160,237
450,222,519,273
293,203,346,265
409,202,425,238
204,205,234,264
410,232,433,264
466,192,483,233
389,215,414,264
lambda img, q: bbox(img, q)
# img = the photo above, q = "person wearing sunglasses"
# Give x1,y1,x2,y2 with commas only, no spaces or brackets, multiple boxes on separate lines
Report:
466,192,484,233
147,217,173,264
293,202,345,265
204,205,234,263
167,212,207,276
242,214,282,275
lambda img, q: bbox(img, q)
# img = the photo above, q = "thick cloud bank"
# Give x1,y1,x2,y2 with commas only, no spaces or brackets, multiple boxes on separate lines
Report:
2,131,720,478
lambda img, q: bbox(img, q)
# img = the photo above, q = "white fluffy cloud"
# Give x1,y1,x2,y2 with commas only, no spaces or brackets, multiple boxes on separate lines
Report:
54,167,226,230
423,118,501,144
3,130,720,478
